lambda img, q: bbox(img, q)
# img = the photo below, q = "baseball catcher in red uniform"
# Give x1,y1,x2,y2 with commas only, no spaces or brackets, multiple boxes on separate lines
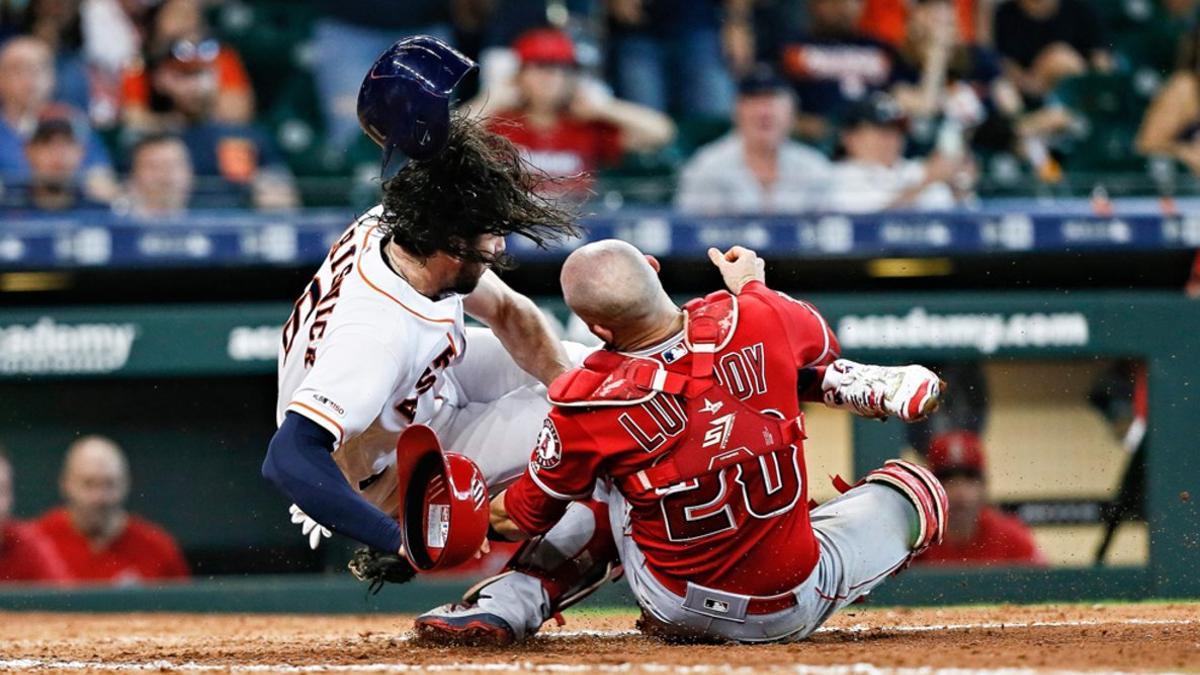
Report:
417,240,949,645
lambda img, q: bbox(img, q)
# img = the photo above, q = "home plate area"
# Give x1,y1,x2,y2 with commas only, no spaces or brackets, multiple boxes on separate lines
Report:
0,604,1197,673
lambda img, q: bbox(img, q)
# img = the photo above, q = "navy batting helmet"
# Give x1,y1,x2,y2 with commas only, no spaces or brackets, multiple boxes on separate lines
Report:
357,36,477,169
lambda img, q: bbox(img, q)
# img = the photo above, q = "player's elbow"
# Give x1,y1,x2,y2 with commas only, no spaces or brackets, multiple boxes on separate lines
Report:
263,417,313,495
263,413,340,501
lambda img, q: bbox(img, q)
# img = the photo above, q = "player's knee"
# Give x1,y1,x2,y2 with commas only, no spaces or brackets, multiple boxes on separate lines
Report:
861,460,948,554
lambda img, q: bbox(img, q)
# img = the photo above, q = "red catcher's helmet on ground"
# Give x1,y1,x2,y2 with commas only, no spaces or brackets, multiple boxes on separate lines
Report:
394,425,489,571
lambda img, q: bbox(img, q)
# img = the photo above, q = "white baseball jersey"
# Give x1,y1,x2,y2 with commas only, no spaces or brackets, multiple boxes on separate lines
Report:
277,206,467,511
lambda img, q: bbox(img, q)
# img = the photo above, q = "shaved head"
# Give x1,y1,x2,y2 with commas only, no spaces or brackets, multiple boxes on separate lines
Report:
61,435,130,539
561,240,678,347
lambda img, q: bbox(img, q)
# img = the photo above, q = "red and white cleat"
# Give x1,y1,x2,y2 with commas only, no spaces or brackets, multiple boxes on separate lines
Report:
821,359,945,422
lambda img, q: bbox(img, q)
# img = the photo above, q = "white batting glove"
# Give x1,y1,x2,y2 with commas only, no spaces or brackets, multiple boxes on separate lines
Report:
289,504,331,550
821,359,945,422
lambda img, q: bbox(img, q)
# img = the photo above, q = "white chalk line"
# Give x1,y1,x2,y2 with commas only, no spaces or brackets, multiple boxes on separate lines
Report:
0,617,1194,673
0,660,1187,675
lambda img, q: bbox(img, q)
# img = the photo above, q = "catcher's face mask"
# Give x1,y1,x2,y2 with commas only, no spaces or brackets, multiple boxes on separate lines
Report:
393,425,490,570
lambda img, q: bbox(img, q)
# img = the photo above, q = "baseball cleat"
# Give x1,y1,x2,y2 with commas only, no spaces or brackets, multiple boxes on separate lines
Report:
413,603,517,646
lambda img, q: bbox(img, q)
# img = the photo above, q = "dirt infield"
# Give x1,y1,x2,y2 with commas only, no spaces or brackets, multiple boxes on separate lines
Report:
0,603,1197,673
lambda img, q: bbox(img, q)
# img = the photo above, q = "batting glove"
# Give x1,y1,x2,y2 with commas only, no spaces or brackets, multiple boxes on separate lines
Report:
289,503,332,550
821,359,945,422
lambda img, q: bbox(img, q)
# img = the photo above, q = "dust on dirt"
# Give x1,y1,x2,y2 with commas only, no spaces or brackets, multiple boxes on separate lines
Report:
0,603,1196,672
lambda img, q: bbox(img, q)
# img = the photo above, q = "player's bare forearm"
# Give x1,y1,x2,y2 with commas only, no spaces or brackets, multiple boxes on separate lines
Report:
489,491,531,541
465,271,572,385
497,293,572,385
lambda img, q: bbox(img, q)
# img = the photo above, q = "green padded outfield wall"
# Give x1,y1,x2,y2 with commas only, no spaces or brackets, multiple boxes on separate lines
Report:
0,291,1196,606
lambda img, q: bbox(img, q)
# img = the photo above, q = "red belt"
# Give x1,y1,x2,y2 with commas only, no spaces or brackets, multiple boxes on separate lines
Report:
649,567,799,615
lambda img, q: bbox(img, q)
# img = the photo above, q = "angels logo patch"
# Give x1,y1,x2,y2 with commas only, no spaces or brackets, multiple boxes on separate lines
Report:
533,419,562,469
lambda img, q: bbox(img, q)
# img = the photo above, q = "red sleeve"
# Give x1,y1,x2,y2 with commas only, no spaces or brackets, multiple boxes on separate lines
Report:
741,281,840,368
595,121,623,166
149,527,190,579
504,413,602,536
159,536,190,579
27,530,71,582
1,523,71,584
1004,518,1047,567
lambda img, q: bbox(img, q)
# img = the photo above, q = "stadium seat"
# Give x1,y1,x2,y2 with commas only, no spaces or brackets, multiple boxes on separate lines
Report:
596,150,682,206
211,0,318,114
1053,73,1147,176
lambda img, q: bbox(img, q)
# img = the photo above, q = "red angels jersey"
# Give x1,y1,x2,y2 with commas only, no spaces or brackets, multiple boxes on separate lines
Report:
505,281,840,596
277,206,466,513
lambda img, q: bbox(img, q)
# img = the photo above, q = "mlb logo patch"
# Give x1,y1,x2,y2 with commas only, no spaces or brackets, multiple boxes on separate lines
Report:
703,598,730,614
663,343,687,364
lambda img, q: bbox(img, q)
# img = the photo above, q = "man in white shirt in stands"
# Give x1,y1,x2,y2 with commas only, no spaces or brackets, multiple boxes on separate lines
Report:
675,65,831,215
824,93,975,212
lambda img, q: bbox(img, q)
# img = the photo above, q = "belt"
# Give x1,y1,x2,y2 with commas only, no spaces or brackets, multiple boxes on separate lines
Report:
650,567,799,615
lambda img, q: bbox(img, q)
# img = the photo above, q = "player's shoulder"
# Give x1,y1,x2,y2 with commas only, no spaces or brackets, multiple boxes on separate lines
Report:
685,133,740,172
982,507,1034,536
123,515,182,549
741,282,822,315
4,519,50,547
31,507,71,535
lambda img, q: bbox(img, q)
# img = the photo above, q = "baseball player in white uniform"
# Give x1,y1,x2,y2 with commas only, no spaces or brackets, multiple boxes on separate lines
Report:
263,36,592,588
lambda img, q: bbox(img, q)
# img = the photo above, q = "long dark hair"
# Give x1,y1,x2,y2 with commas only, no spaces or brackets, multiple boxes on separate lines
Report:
377,115,582,270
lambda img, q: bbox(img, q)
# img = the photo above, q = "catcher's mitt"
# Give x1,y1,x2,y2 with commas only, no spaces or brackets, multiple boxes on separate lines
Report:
348,547,417,595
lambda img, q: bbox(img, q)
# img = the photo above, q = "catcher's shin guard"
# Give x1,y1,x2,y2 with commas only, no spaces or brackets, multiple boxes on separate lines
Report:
467,499,623,616
415,499,622,645
835,459,948,555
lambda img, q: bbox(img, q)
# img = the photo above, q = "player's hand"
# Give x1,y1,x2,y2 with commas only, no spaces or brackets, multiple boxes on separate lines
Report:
473,538,491,560
821,360,945,422
568,79,614,121
885,365,946,423
707,246,766,294
289,504,331,550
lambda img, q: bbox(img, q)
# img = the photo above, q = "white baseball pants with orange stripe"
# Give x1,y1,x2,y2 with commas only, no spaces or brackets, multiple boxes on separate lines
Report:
428,327,593,492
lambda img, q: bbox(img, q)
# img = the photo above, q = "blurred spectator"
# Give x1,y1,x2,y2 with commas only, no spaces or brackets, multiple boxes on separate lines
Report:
121,0,254,130
0,446,71,584
126,37,297,210
467,27,675,195
0,36,116,201
917,431,1046,566
114,133,193,219
17,0,93,111
775,0,901,142
34,435,189,584
604,0,742,118
993,0,1113,100
858,0,989,47
890,0,1011,125
2,111,107,211
890,1,1079,178
676,65,830,213
824,93,974,211
312,0,454,152
1137,25,1200,176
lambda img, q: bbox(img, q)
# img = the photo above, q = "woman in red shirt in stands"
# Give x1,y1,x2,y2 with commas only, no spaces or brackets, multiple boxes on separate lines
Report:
465,27,675,196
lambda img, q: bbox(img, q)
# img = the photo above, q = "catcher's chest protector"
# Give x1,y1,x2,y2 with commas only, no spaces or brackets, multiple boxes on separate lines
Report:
549,292,806,496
